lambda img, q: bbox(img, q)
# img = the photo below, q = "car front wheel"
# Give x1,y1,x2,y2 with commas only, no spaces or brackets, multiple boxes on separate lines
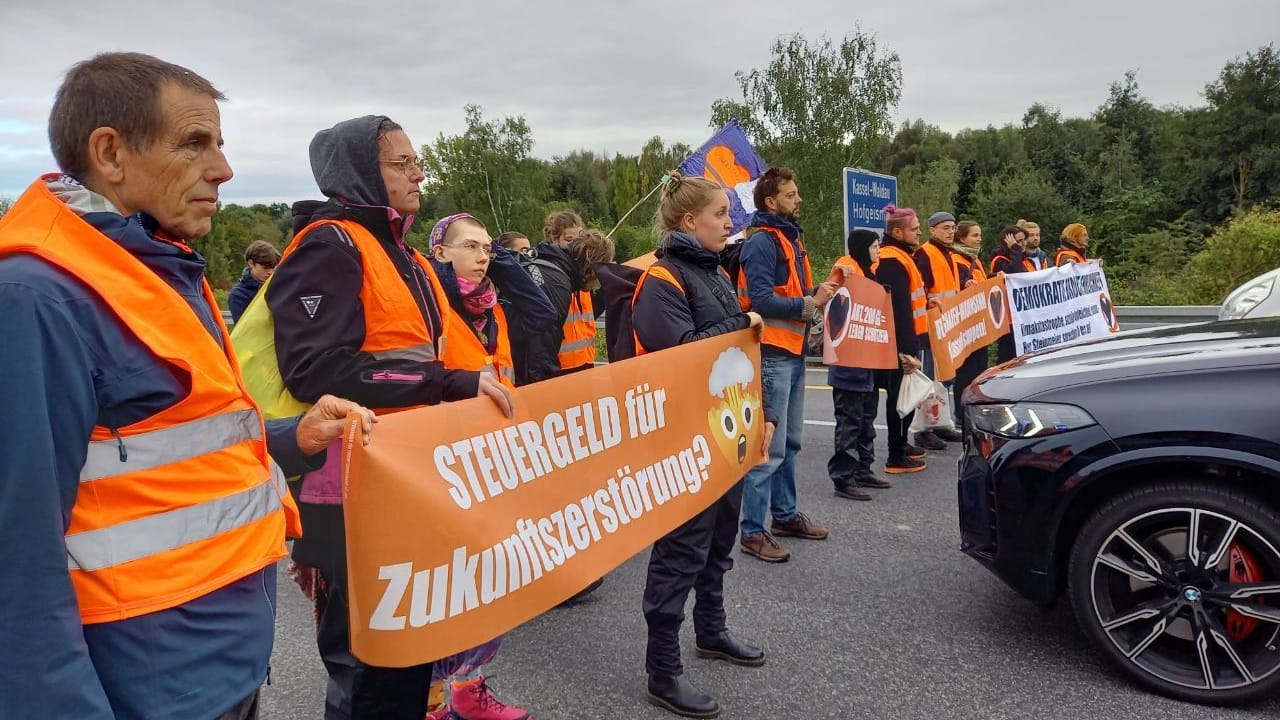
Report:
1067,480,1280,705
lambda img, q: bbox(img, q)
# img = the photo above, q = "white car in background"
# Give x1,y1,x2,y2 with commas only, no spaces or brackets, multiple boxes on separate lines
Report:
1219,267,1280,320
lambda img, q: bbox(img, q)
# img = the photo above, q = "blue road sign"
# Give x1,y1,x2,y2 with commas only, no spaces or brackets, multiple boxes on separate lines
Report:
843,167,898,239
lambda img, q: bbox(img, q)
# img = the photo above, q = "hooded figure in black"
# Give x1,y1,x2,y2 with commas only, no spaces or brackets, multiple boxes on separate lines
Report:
266,116,507,720
826,229,893,501
632,174,774,719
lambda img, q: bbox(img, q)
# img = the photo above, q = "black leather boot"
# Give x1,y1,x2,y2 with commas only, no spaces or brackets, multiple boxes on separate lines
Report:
694,630,766,667
646,675,720,718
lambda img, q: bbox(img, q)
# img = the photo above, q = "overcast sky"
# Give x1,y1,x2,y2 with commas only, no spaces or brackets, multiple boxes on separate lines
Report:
2,0,1276,205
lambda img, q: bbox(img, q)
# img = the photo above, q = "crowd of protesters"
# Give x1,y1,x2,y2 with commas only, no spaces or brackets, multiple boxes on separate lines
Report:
0,50,1104,720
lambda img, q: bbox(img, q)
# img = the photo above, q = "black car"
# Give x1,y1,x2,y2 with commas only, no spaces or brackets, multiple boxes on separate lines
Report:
959,319,1280,705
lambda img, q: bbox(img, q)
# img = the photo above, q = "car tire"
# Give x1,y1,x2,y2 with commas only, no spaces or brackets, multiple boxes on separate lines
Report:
1066,479,1280,705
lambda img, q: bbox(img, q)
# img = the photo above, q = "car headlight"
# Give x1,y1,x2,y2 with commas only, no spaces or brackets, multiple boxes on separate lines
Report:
1220,277,1275,320
969,403,1097,439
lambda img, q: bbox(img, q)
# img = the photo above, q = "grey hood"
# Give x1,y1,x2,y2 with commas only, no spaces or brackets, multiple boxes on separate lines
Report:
308,115,390,207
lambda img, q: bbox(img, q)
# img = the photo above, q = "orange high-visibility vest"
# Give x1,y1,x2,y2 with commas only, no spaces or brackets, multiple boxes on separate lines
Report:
441,302,516,388
954,253,987,283
918,241,960,302
879,243,929,335
559,290,597,369
735,227,814,355
631,264,686,356
0,177,301,624
835,255,879,277
1056,247,1087,266
281,219,450,368
989,254,1039,275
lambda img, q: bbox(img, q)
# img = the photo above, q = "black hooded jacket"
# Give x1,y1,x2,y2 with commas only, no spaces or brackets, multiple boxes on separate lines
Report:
521,242,586,383
266,116,479,411
632,232,752,349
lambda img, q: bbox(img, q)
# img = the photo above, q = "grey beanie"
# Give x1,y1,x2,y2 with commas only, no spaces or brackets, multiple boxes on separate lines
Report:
928,211,956,227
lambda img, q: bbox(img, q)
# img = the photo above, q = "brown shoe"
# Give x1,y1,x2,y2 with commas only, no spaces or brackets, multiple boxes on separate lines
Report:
770,512,829,540
740,531,791,562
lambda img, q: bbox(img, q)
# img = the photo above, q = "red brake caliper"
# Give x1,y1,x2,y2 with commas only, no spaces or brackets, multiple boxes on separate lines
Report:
1225,543,1264,641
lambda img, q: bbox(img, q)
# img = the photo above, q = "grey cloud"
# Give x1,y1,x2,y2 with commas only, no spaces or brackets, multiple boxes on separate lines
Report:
1,0,1277,203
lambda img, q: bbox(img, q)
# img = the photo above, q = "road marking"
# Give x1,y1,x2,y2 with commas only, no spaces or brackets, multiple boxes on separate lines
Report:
805,420,889,431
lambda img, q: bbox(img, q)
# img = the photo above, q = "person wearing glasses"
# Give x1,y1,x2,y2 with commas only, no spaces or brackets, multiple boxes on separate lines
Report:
428,213,555,390
228,240,280,322
266,115,515,719
420,213,552,720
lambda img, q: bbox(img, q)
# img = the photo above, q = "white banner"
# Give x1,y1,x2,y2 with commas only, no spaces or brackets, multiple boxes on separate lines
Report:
1004,261,1119,356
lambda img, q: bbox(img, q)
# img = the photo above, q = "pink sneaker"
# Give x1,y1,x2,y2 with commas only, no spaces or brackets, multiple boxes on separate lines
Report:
450,677,529,720
424,708,453,720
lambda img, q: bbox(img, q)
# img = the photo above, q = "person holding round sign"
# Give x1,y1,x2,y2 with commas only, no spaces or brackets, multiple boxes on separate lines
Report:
826,229,895,500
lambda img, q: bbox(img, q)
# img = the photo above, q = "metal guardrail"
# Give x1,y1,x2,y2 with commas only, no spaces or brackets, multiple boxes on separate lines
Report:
224,306,1222,333
1113,305,1219,330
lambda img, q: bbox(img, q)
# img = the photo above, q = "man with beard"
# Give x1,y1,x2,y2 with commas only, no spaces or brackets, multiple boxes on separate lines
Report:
734,167,836,563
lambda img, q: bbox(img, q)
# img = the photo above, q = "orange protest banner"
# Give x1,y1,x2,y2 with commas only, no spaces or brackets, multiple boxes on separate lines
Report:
822,273,899,370
925,276,1011,381
340,330,765,667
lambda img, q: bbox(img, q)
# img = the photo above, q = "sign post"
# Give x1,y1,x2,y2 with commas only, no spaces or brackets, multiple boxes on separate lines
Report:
843,168,898,240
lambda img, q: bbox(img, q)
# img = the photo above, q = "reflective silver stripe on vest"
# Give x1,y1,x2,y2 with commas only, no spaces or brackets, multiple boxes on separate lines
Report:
66,475,282,572
81,409,261,483
762,318,806,332
270,462,288,495
559,337,597,354
931,290,957,299
500,367,516,383
909,288,925,300
912,308,928,319
369,343,437,362
563,312,594,324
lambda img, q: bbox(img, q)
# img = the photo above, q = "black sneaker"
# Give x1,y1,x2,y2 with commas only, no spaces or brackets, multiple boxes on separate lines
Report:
885,456,927,474
904,444,927,459
833,483,872,501
856,475,893,489
913,430,947,451
931,426,964,442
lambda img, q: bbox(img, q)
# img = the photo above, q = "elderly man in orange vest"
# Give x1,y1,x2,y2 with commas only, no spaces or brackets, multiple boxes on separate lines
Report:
0,52,373,720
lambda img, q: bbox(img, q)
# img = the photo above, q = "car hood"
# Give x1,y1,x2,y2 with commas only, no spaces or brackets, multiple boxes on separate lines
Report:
968,318,1280,403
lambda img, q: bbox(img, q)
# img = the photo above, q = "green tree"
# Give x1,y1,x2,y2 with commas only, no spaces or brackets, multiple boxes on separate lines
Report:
971,169,1077,254
549,150,612,224
421,105,551,235
1188,44,1280,223
1186,208,1280,303
0,196,11,219
710,31,903,259
898,157,959,217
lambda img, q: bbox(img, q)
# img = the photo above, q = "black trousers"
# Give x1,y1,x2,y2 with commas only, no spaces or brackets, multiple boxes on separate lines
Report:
315,566,434,720
881,368,916,461
952,347,990,428
996,333,1017,365
828,388,878,486
642,482,744,677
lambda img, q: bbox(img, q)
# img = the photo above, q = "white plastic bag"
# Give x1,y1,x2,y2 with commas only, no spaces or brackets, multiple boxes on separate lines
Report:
895,370,933,417
909,380,957,432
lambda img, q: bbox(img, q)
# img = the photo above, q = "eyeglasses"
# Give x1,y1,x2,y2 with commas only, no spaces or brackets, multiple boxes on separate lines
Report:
380,155,421,176
445,240,496,259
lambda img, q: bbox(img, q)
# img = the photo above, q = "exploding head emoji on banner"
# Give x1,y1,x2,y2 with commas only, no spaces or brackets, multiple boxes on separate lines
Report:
706,347,762,465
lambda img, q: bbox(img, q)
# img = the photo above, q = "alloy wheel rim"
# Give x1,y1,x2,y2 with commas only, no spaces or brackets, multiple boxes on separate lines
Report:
1090,507,1280,692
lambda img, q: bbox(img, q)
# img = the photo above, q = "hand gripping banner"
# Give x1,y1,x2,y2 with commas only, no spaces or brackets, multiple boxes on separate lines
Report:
341,331,765,666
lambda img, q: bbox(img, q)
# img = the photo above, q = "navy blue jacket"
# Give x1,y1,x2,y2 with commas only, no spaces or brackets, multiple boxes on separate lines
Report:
227,266,263,322
738,212,814,357
0,186,321,720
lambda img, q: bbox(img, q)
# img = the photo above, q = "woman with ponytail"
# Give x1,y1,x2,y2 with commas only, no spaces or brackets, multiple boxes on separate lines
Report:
635,172,774,719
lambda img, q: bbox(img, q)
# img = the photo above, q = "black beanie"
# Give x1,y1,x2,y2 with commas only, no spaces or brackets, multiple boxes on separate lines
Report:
846,229,880,275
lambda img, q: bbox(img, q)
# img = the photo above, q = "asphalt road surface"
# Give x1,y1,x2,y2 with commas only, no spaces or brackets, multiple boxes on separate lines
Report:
261,368,1280,719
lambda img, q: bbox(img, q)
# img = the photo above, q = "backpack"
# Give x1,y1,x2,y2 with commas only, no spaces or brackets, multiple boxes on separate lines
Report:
594,261,645,361
229,275,312,421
